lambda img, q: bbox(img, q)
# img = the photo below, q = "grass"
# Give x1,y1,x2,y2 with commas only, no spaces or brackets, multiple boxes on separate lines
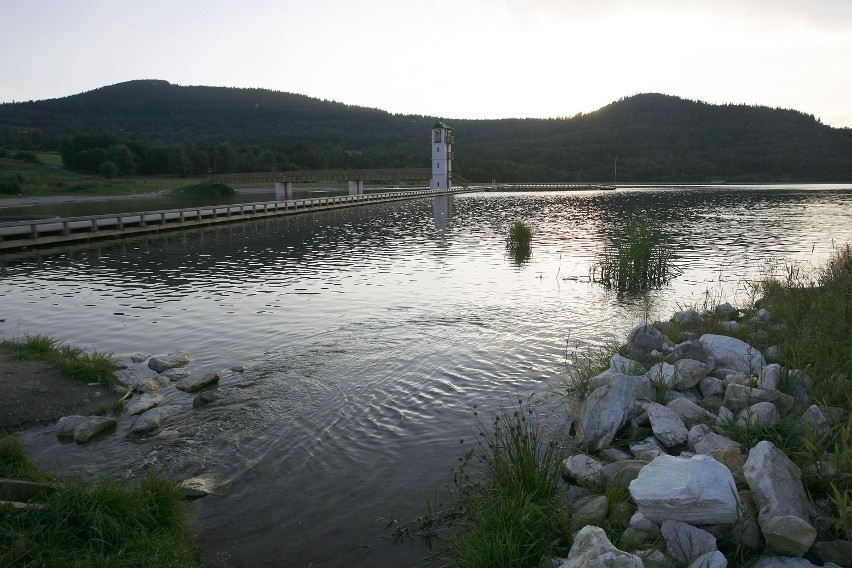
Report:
170,182,236,196
2,333,122,388
0,436,47,482
591,214,680,294
506,221,533,265
0,155,200,199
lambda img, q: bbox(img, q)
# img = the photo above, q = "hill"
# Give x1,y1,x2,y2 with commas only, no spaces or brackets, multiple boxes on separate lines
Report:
1,80,850,182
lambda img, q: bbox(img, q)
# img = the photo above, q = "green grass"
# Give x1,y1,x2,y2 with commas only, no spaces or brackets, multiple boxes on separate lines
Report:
171,182,236,196
506,220,533,266
2,333,122,388
0,436,47,482
591,215,680,294
0,156,200,199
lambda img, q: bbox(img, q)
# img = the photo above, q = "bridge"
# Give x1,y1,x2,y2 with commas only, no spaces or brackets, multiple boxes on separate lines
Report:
210,168,436,199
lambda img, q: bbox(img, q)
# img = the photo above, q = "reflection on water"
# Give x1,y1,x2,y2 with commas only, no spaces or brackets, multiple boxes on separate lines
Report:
4,185,852,567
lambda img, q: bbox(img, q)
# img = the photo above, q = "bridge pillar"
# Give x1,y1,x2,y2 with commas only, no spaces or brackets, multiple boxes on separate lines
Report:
348,180,364,196
275,181,294,200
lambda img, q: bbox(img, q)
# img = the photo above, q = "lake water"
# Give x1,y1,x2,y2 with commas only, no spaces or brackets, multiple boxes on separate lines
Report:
3,185,852,567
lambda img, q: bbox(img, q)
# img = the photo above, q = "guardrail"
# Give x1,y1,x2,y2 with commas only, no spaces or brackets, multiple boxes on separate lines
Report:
0,188,470,252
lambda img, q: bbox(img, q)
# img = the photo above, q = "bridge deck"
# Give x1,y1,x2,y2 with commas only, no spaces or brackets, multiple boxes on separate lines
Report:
211,168,433,185
0,188,469,253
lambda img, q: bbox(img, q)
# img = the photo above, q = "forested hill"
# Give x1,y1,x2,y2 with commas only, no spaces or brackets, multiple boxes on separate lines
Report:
1,80,851,182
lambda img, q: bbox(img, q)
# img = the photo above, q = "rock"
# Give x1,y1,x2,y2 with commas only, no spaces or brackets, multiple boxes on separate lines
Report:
73,416,116,443
600,448,631,462
175,370,220,393
163,367,193,381
132,374,170,394
736,401,781,428
600,460,648,487
715,406,734,428
571,495,609,530
743,441,815,556
750,557,837,568
129,405,180,436
230,364,246,373
687,424,712,451
129,353,149,363
732,491,763,551
192,390,221,408
667,398,717,429
719,320,743,332
635,549,668,568
752,308,773,323
815,540,852,567
711,446,747,485
675,339,708,363
621,511,661,547
689,551,727,568
563,453,604,486
716,302,737,320
724,383,794,414
673,308,702,325
611,353,644,374
56,415,88,439
148,351,193,373
699,376,725,398
694,433,742,456
758,363,782,390
765,345,780,361
626,323,674,366
179,473,226,498
630,437,667,461
699,334,766,374
674,359,708,389
646,363,677,388
126,393,164,416
661,520,717,564
576,375,651,451
628,454,740,524
764,515,817,558
645,402,688,447
557,525,643,568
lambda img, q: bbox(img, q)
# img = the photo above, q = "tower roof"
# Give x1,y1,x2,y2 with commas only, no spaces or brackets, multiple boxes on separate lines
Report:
433,120,448,129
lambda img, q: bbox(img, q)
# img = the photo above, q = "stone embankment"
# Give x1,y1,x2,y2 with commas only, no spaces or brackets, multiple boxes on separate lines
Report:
554,304,850,568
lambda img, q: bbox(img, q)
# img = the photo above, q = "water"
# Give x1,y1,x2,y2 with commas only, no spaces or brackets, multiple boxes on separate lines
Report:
3,185,852,567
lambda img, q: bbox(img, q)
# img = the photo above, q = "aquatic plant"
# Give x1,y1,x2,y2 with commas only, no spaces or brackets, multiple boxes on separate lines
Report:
591,215,679,293
3,333,121,387
506,220,533,265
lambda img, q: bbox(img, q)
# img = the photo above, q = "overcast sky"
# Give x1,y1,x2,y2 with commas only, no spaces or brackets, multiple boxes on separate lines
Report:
2,0,851,127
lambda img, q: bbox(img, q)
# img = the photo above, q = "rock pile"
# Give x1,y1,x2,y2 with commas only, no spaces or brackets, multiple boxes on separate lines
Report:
555,307,849,568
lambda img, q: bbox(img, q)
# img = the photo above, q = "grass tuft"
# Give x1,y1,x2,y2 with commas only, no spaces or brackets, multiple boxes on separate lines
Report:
3,334,121,388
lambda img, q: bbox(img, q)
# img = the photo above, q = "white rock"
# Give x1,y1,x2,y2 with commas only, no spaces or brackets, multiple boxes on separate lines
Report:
661,520,717,564
674,359,708,389
758,363,782,390
558,525,643,568
699,376,725,398
699,334,766,374
672,308,702,325
715,406,734,427
764,515,818,558
646,402,688,447
126,393,164,416
743,441,815,556
715,302,737,319
667,398,717,428
562,453,604,485
628,454,741,524
689,551,728,568
630,437,667,461
56,415,88,439
73,416,116,443
611,353,644,374
175,370,220,393
576,375,651,451
694,433,742,456
736,401,781,428
687,424,712,451
148,351,193,373
646,363,677,388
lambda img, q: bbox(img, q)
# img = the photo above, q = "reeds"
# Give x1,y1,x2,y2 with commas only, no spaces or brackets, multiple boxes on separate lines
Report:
506,221,533,265
592,215,679,293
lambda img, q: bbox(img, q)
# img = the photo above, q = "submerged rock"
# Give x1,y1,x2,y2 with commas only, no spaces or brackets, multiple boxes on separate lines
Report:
176,370,220,393
148,351,193,373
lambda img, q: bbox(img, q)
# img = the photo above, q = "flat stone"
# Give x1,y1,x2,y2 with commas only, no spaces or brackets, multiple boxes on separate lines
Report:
179,473,226,498
558,525,643,568
163,367,193,381
56,415,88,439
126,393,164,416
724,383,794,413
646,402,688,447
129,405,180,436
73,416,116,443
132,374,170,394
175,370,220,393
661,520,717,564
562,453,604,485
629,454,740,524
699,334,766,374
148,351,193,373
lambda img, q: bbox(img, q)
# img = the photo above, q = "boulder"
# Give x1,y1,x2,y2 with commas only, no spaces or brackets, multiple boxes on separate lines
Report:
694,433,742,456
126,393,164,416
711,446,747,486
163,367,193,381
674,359,708,389
764,515,818,558
699,376,725,398
576,375,651,451
73,416,116,443
148,351,193,373
629,437,667,461
192,390,221,408
628,454,740,524
687,424,712,451
0,478,56,501
661,520,717,564
132,374,170,394
175,370,220,393
667,398,717,428
129,405,180,436
611,353,644,375
715,302,738,320
646,362,677,388
645,402,688,447
736,401,781,429
600,460,648,487
675,339,708,363
621,511,661,547
815,540,852,567
557,525,643,568
571,495,609,530
689,551,727,568
563,453,604,486
56,415,88,439
758,364,782,390
672,308,702,325
626,323,674,365
724,384,794,414
743,441,815,556
699,334,766,374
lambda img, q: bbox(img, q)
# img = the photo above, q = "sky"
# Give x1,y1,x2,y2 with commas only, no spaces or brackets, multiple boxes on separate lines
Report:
2,0,851,127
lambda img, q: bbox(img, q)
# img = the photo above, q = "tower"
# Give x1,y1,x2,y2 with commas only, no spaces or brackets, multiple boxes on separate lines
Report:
430,121,453,190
